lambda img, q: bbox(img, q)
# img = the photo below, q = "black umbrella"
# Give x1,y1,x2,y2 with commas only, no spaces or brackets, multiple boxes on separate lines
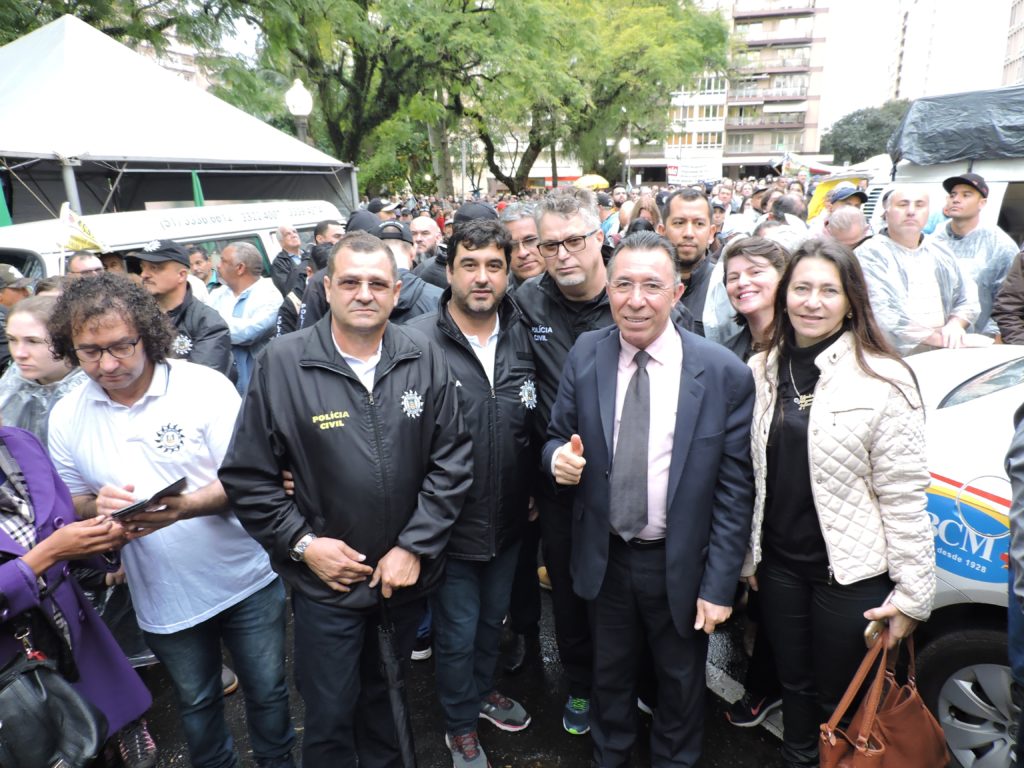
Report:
377,597,418,768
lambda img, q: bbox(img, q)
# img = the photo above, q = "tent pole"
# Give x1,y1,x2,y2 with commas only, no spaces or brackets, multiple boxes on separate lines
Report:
60,157,83,214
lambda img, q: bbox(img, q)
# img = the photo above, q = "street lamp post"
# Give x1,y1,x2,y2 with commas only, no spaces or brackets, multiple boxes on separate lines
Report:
285,78,313,144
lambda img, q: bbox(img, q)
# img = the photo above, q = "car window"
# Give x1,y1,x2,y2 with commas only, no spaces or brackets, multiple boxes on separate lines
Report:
939,357,1024,408
190,235,270,277
0,249,46,279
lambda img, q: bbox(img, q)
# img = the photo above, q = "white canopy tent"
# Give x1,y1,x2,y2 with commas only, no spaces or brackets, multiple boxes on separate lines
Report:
0,15,356,224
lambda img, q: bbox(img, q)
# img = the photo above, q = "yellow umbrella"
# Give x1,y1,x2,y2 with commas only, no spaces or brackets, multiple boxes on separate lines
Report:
573,174,610,190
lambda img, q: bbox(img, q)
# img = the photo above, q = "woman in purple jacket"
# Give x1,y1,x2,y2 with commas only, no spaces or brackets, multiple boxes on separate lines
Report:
0,426,151,760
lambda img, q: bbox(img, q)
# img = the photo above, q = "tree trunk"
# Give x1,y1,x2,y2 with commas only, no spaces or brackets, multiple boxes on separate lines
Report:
427,121,453,199
550,142,558,189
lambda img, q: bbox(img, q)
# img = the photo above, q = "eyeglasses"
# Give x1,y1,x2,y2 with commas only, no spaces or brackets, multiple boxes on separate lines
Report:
74,337,142,363
609,279,673,298
335,278,394,294
537,229,599,259
511,236,540,251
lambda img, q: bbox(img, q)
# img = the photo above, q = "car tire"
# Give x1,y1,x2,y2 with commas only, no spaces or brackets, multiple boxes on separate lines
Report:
917,629,1012,768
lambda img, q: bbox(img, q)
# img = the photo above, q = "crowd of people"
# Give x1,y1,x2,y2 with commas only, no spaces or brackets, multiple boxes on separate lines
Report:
0,166,1022,768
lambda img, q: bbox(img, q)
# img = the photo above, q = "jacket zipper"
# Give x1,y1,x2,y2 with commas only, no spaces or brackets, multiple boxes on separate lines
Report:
440,311,503,559
366,390,391,553
488,384,498,557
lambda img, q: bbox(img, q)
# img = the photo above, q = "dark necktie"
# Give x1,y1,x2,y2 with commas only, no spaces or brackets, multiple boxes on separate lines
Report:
610,349,650,541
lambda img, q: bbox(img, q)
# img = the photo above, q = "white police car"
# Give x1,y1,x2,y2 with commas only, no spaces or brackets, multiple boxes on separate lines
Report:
906,346,1023,768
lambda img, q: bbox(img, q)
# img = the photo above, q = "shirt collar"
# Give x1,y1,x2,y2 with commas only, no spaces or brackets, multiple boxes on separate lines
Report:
619,321,679,367
465,313,501,350
84,360,170,405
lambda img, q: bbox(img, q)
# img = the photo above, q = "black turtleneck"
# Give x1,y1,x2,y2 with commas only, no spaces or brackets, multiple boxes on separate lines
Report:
762,329,845,566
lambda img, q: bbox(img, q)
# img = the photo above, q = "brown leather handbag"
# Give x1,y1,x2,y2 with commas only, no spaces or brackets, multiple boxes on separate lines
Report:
819,630,949,767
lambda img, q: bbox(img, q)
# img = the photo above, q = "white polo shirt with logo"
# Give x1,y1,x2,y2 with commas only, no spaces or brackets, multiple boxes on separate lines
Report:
48,359,276,634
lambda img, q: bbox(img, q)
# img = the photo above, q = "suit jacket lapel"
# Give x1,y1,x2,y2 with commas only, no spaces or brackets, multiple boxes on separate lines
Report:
596,331,620,460
668,334,705,508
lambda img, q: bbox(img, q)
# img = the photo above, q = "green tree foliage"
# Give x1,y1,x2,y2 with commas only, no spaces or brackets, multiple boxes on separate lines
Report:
821,100,911,165
3,0,730,195
566,1,730,181
0,0,246,50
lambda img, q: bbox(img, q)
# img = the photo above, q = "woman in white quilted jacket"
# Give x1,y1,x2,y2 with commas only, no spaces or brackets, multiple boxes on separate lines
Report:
743,237,936,767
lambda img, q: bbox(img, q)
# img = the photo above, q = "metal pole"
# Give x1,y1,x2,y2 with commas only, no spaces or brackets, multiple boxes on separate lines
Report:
60,158,83,214
295,116,309,144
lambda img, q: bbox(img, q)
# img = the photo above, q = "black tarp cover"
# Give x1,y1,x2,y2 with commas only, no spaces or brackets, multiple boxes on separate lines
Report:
887,84,1024,166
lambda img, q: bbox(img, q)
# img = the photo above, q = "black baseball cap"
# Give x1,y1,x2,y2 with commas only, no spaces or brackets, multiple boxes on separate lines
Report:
376,220,413,245
346,209,381,234
454,201,498,224
943,173,988,198
131,239,190,267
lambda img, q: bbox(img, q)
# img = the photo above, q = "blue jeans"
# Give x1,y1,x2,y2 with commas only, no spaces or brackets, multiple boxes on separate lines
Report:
144,578,295,768
431,543,521,734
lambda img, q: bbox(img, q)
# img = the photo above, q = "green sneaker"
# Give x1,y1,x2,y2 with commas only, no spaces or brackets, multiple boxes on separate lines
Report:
562,695,590,735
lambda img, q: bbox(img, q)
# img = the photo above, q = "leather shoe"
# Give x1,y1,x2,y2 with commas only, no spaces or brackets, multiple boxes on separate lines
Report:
502,632,540,675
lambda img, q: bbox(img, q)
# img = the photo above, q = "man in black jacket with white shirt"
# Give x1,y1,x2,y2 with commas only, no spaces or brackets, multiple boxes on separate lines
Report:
408,219,537,768
220,231,472,768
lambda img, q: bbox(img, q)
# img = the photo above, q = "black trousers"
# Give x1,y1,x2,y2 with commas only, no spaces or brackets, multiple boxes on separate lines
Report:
507,515,542,636
590,537,708,768
757,556,892,767
538,494,593,698
292,592,425,768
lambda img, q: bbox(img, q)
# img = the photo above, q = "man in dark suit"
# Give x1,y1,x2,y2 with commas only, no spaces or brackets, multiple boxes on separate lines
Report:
543,230,755,767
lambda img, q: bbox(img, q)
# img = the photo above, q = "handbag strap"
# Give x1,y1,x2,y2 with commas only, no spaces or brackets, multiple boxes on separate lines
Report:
824,629,889,741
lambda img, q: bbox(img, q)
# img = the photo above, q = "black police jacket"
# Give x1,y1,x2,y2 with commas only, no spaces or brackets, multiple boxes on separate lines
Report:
407,292,537,561
166,286,234,379
219,317,473,609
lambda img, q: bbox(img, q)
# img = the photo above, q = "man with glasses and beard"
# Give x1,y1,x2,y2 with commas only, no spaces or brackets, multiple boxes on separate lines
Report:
512,190,611,736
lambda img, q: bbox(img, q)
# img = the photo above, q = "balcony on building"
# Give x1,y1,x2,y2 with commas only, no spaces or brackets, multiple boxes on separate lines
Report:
727,85,808,102
733,0,815,20
735,50,811,75
723,131,806,156
736,16,815,47
725,105,807,130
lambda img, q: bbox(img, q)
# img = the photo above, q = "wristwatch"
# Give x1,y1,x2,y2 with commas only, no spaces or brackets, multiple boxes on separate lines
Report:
289,533,317,562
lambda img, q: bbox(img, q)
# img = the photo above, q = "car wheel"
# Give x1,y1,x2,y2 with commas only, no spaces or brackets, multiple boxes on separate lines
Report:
918,630,1012,768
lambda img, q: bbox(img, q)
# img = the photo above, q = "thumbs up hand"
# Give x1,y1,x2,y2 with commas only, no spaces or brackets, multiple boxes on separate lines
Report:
554,433,586,486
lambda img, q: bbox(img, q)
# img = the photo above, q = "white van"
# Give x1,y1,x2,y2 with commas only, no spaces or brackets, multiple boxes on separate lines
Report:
0,200,346,279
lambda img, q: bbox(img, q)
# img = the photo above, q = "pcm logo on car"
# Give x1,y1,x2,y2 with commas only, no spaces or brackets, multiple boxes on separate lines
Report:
927,472,1009,584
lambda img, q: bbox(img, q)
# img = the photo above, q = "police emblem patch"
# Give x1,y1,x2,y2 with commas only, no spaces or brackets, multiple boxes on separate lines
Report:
519,378,538,410
154,424,186,454
142,239,162,252
400,389,424,419
171,333,193,357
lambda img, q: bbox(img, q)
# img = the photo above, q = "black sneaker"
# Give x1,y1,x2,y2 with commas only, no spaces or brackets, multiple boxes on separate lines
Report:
726,692,781,728
502,632,540,675
411,633,433,661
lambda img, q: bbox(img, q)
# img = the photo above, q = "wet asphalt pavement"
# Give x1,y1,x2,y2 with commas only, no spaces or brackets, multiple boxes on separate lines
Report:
146,590,785,767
